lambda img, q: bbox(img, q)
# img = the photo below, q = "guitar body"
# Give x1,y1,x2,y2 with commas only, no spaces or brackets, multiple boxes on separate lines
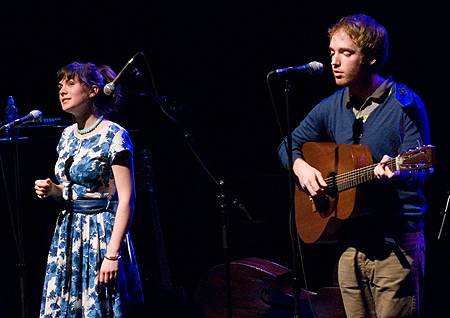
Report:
295,142,373,243
194,258,345,318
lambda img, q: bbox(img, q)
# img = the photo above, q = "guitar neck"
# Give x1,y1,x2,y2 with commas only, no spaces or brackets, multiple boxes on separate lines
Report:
326,157,397,192
142,150,173,292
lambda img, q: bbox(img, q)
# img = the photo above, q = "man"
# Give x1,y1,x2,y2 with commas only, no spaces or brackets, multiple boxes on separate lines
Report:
278,15,430,318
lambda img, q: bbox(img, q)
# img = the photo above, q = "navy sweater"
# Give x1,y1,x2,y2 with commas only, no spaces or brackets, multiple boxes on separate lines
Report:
278,82,431,233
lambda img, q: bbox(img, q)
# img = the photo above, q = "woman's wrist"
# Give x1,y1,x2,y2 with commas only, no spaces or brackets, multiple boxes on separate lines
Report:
104,254,121,261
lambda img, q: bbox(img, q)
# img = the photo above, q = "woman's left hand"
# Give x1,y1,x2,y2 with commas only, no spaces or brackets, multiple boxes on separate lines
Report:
99,258,119,284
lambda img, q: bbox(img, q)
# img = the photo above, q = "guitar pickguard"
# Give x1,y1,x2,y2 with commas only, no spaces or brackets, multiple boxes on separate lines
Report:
310,170,337,218
310,194,335,218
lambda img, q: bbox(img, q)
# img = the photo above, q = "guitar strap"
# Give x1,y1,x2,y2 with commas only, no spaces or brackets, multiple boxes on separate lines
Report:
395,82,429,147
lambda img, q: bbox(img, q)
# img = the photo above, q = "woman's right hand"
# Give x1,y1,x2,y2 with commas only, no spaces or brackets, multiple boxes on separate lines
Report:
35,178,54,199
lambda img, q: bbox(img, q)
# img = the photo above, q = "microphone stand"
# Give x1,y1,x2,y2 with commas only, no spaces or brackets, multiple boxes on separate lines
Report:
136,74,252,318
438,190,450,241
284,79,302,317
1,127,29,318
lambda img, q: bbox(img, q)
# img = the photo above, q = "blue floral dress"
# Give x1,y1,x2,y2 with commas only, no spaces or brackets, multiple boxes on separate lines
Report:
40,122,143,318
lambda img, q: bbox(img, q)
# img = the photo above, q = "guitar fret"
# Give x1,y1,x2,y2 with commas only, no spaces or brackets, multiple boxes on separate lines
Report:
328,157,399,192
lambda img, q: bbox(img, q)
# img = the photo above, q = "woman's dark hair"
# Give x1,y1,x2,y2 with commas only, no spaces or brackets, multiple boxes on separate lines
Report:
57,62,122,118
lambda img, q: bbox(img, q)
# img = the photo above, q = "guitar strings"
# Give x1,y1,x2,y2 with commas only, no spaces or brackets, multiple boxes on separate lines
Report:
325,158,397,192
322,147,430,192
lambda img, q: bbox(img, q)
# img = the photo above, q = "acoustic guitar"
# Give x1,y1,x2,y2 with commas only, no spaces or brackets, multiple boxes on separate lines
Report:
295,142,435,244
194,257,346,318
141,150,174,293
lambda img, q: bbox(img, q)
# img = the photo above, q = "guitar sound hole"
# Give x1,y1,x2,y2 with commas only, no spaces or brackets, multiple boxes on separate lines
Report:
326,172,338,198
313,172,337,217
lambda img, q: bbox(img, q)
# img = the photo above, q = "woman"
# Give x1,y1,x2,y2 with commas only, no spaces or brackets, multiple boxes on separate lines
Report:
35,62,143,317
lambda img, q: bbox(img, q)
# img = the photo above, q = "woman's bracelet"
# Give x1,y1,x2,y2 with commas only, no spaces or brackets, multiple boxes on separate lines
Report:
104,254,122,261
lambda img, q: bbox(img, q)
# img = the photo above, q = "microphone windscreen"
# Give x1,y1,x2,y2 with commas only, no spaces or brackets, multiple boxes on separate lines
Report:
309,61,324,75
30,110,43,122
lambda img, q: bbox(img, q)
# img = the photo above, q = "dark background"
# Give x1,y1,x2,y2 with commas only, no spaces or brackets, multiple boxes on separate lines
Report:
1,0,450,317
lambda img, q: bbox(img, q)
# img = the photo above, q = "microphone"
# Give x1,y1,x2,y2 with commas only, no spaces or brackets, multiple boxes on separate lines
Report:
103,54,137,96
268,61,324,76
1,110,43,130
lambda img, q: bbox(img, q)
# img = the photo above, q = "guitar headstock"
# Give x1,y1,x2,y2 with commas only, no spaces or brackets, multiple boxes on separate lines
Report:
397,145,436,172
141,150,156,192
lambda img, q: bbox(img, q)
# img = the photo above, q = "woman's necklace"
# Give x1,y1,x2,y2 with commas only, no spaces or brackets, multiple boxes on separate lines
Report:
77,115,104,135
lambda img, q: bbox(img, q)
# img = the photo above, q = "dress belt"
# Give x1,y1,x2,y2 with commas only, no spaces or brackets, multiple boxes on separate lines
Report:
70,200,119,214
